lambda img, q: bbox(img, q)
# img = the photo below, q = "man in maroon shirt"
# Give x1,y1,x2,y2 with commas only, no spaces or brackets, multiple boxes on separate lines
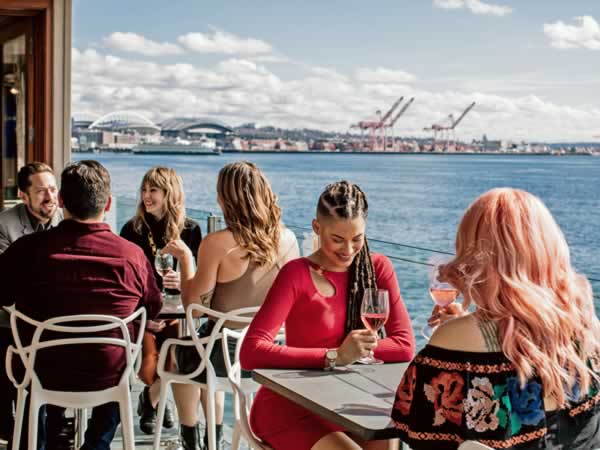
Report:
0,160,162,450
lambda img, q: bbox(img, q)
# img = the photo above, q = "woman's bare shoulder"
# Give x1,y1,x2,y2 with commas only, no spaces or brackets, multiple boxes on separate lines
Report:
200,229,238,254
428,313,489,352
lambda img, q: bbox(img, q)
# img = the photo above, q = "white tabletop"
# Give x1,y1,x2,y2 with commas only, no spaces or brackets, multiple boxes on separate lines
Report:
253,362,408,440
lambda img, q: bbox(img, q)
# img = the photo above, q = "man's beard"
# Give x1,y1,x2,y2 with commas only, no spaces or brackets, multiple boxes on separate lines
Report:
32,202,56,220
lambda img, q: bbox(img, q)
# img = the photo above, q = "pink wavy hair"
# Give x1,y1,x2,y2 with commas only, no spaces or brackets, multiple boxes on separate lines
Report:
440,188,600,406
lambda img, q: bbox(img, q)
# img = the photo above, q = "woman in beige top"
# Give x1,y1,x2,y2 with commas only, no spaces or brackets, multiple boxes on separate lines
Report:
164,161,299,450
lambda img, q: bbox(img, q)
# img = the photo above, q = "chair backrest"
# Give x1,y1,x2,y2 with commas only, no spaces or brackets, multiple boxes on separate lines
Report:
179,303,260,381
458,441,494,450
7,308,146,391
227,361,271,450
221,326,248,374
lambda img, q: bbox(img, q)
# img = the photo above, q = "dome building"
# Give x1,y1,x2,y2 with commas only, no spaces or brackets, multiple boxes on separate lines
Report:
89,111,160,135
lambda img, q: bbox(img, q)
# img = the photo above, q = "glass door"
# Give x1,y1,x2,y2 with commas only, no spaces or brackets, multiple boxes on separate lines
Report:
1,30,29,201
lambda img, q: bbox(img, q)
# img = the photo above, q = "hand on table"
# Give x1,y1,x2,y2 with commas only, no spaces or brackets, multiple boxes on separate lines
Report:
336,329,378,366
427,302,465,329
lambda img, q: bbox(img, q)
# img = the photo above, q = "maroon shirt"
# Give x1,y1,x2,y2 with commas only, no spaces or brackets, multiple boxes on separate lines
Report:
0,219,162,391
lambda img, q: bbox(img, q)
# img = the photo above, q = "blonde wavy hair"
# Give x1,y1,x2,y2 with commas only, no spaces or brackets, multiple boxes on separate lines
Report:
440,188,600,407
133,167,186,243
217,161,282,267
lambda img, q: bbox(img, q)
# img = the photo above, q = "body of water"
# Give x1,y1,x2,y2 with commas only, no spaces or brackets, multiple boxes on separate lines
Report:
75,152,600,347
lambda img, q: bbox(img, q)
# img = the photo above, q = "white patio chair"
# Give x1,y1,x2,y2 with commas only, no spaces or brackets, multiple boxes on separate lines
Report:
458,441,494,450
153,303,261,450
224,327,272,450
6,308,146,450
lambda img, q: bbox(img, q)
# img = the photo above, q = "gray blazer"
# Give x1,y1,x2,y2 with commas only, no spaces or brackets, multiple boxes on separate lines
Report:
0,203,63,255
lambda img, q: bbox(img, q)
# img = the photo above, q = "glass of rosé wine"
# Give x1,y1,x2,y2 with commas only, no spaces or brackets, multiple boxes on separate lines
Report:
421,256,459,340
358,288,389,365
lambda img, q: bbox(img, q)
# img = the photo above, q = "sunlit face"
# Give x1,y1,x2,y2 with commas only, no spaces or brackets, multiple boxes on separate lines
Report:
20,172,58,222
141,183,166,218
313,216,366,271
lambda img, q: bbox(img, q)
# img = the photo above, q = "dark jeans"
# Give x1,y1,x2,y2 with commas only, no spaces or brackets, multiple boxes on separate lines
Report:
80,402,121,450
9,399,120,450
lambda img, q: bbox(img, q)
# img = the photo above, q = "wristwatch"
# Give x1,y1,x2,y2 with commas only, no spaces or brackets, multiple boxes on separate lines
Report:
324,349,338,371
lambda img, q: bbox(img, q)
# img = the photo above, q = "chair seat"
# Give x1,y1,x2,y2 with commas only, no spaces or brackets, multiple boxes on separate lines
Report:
6,309,146,450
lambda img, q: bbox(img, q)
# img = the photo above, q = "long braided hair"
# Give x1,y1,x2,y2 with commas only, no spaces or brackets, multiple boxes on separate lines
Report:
317,181,377,334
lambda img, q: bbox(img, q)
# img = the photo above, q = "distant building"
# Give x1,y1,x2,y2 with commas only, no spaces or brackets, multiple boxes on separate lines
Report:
89,111,160,135
160,118,233,142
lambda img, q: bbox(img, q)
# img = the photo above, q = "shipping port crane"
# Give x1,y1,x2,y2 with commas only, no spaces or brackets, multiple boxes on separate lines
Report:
350,96,404,150
424,101,476,151
386,97,414,149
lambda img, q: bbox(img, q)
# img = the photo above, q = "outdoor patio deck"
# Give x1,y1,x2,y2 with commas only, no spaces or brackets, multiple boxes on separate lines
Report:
0,381,244,449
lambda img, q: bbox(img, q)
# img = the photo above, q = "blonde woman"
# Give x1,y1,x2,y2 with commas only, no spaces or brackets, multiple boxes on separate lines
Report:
164,161,299,449
391,188,600,449
120,167,202,435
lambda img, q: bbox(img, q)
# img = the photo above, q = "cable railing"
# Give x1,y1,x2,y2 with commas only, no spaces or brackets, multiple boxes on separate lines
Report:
115,197,600,300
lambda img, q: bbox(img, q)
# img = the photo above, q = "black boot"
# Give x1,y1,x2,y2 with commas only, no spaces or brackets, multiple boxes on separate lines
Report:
163,401,175,429
202,423,224,450
180,423,202,450
137,386,156,435
46,406,73,450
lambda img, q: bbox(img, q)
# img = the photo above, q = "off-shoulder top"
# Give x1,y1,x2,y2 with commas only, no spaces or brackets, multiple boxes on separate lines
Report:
391,345,600,449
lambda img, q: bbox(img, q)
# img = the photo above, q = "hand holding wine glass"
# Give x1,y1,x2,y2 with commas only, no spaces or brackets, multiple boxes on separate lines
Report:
154,249,174,297
358,288,389,365
422,256,460,339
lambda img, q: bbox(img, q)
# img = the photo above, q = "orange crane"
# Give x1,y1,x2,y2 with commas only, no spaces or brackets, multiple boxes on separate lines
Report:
424,102,476,151
385,97,414,150
350,96,404,150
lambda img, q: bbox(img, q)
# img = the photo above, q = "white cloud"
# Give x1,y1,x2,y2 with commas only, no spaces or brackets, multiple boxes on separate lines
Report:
249,54,290,64
310,66,349,82
356,67,416,84
178,31,272,55
71,46,600,142
433,0,512,17
103,32,183,56
543,16,600,50
434,0,465,9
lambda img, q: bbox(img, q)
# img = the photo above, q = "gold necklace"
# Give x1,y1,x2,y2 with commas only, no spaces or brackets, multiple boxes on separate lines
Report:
147,229,158,256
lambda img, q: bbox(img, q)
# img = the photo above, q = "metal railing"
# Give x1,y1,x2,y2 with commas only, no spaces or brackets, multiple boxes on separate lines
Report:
115,197,600,302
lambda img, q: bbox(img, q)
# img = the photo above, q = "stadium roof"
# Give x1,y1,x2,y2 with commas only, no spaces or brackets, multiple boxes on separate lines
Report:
89,111,160,132
159,117,233,134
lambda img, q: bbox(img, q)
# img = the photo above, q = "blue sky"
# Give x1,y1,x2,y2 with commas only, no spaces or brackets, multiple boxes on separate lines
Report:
72,0,600,141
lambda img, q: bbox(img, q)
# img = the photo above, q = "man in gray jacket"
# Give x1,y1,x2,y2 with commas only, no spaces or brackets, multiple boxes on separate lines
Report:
0,162,64,446
0,162,63,254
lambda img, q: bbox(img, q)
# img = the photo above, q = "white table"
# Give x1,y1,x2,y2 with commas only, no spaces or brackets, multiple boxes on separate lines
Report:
253,362,408,441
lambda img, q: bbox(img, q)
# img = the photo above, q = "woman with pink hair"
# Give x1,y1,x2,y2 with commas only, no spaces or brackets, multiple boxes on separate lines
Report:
391,188,600,449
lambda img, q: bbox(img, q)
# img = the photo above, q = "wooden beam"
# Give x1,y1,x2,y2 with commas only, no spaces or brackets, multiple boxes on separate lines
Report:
0,0,50,11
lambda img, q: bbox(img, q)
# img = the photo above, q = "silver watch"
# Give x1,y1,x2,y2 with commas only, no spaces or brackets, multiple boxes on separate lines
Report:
325,349,338,371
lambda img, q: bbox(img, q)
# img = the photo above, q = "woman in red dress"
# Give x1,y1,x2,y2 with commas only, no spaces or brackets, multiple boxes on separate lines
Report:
241,180,415,450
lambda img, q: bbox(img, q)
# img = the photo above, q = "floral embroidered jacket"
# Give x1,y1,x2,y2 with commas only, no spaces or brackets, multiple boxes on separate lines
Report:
391,345,600,449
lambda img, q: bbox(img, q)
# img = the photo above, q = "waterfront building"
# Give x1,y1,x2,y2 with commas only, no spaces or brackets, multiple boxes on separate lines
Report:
160,117,233,141
89,111,160,135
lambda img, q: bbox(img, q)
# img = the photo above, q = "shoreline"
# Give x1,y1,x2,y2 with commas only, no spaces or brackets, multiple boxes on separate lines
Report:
73,149,597,157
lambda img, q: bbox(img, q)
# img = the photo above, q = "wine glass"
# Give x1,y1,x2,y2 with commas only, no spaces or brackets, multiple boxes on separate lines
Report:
421,256,459,340
358,288,389,365
154,250,174,297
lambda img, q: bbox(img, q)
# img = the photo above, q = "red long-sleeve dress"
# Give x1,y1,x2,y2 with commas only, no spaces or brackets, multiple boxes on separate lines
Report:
240,254,415,450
